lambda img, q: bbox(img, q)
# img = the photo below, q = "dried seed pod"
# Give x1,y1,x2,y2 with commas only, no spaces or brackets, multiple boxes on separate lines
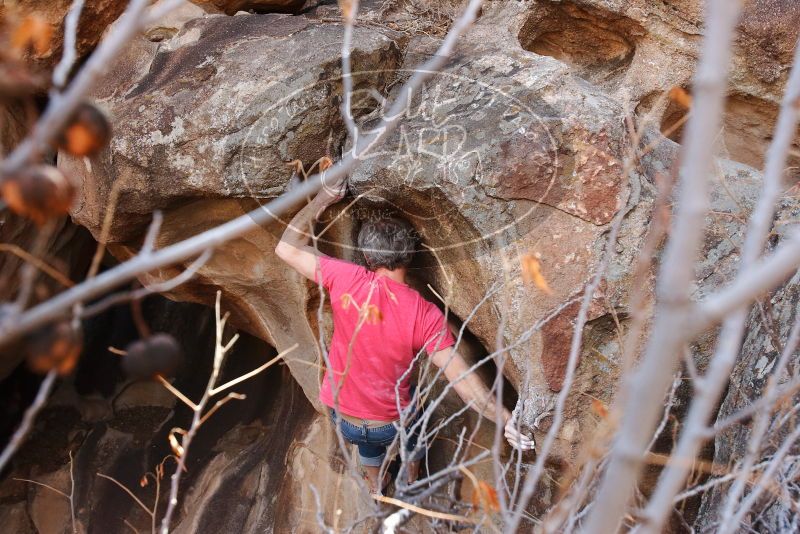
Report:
56,102,112,157
25,321,83,375
1,165,75,225
122,333,183,380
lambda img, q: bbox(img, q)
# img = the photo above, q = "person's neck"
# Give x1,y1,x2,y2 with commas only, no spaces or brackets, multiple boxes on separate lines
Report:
374,266,407,285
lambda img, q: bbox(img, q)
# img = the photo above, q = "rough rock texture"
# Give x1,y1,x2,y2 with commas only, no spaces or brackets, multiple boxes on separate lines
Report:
65,12,402,241
513,0,800,172
695,203,800,531
0,0,798,529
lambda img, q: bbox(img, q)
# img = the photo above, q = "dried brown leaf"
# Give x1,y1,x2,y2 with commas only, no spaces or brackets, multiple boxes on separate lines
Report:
168,432,185,458
365,304,383,324
471,480,500,513
591,398,609,419
669,87,692,109
11,15,53,57
521,254,553,295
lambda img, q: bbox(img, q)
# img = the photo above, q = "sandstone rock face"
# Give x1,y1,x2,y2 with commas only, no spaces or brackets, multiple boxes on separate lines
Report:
0,0,797,528
65,12,402,241
512,0,800,172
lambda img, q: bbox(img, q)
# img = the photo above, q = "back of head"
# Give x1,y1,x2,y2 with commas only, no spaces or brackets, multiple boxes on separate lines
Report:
357,215,418,271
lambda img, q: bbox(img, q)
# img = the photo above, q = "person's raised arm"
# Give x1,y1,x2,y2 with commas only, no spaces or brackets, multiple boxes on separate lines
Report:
431,347,535,450
274,179,345,281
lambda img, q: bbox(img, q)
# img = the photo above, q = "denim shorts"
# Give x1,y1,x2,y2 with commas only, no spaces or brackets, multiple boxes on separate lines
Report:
330,410,426,467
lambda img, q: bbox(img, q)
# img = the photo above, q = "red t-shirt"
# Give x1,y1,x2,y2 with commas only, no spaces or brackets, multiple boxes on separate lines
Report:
316,256,455,420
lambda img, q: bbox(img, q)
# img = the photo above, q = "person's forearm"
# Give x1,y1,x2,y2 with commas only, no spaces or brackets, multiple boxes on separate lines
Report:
452,372,510,424
279,194,335,251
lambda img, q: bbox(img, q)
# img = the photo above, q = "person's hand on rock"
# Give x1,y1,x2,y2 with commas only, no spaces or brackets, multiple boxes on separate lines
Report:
504,415,535,451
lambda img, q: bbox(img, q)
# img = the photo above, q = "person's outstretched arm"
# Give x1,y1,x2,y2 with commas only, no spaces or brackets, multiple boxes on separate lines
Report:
275,182,344,281
431,347,535,450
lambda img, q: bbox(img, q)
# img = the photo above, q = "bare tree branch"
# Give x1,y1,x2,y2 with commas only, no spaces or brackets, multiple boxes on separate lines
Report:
639,33,800,530
159,291,235,533
0,243,74,288
2,0,180,174
0,0,484,352
14,451,78,533
726,423,800,528
717,315,800,529
583,1,743,530
52,0,86,89
98,472,154,519
208,343,296,396
691,232,800,333
0,370,57,474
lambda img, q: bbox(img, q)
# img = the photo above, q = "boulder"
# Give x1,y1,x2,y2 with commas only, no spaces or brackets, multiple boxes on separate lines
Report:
512,0,800,172
61,12,403,410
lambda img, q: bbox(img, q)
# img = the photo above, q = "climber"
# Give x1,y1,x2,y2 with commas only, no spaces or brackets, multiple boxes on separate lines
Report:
275,175,534,493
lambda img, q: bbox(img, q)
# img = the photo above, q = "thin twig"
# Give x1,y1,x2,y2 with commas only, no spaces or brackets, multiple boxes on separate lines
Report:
78,249,213,319
374,494,478,523
0,370,57,473
13,477,70,499
0,0,484,349
197,392,246,427
156,375,198,411
584,1,743,530
141,211,163,255
52,0,86,89
0,243,74,288
98,472,154,518
208,343,297,395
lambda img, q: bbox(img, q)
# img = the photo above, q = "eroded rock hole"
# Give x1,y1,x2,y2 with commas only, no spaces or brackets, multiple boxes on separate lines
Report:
719,94,800,172
518,1,645,87
657,92,800,174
